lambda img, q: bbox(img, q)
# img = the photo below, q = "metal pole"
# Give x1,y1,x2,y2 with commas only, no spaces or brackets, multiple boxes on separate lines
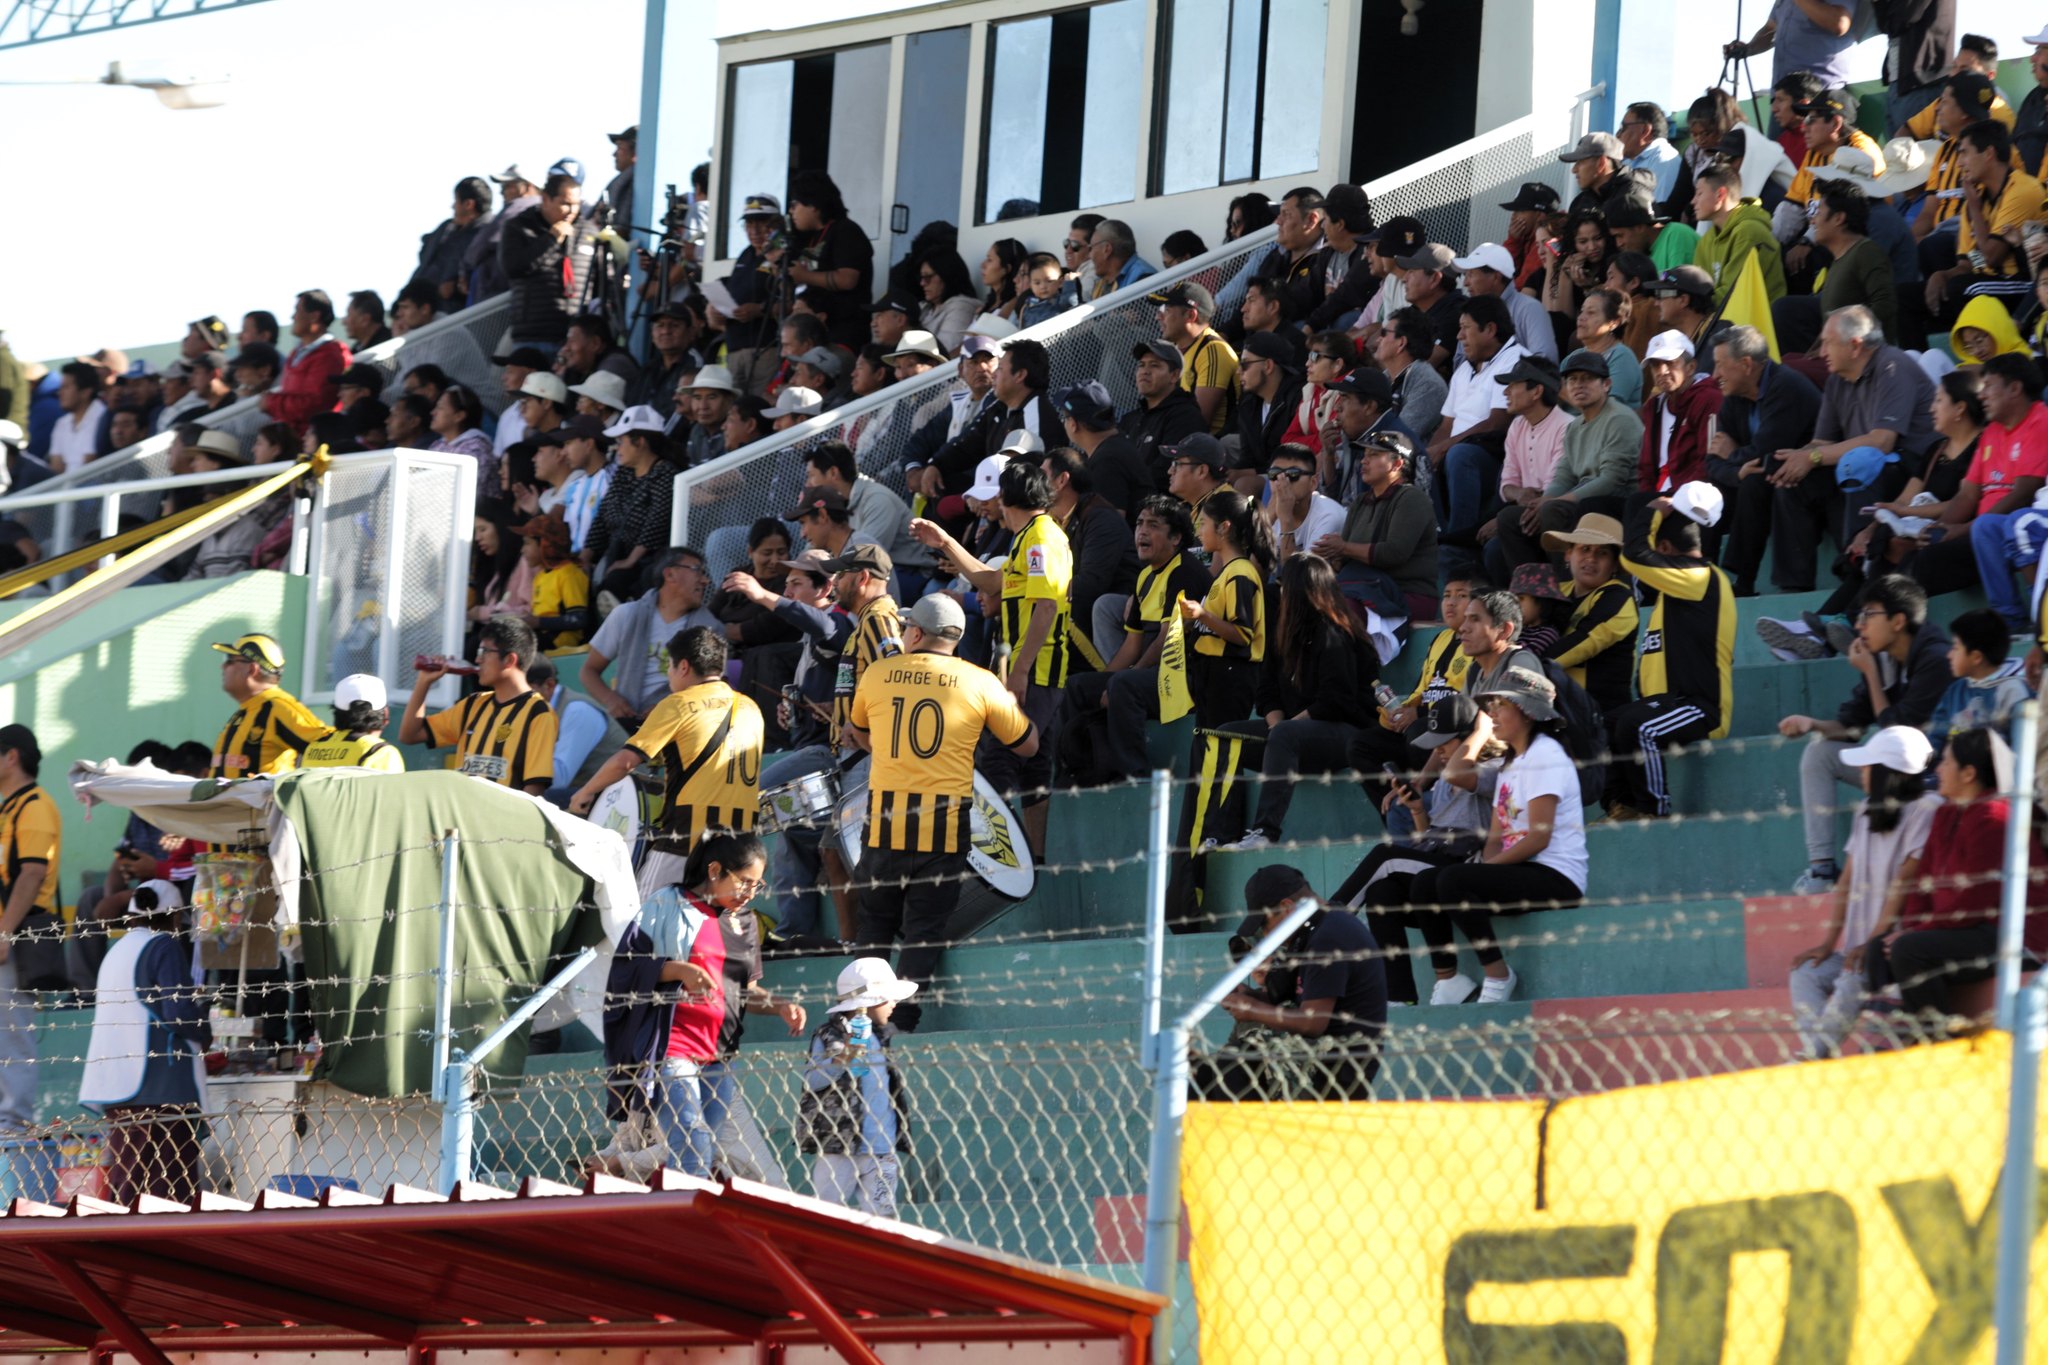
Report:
1996,980,2046,1365
1141,767,1171,1070
438,1054,473,1195
1998,702,2040,1031
430,830,460,1103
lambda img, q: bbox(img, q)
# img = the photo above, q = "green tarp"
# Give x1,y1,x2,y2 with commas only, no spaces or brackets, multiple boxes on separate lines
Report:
275,770,606,1097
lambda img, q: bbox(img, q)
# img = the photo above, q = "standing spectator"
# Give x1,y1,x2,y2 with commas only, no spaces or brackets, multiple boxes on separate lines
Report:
1637,332,1725,498
264,290,353,437
1314,429,1440,625
1087,218,1158,299
782,171,875,352
580,548,719,725
802,958,916,1213
468,165,541,301
1873,0,1956,136
1727,1,1859,97
1375,308,1449,446
915,248,980,354
46,361,106,473
1481,355,1571,582
501,172,622,349
1427,295,1527,556
343,290,391,354
1618,102,1684,206
714,194,787,396
0,724,53,1133
205,634,324,778
1779,575,1952,892
1053,380,1151,520
1692,164,1788,309
403,617,558,796
2016,28,2048,178
1604,487,1738,820
414,176,493,309
1712,326,1826,597
1787,724,1939,1059
587,408,677,601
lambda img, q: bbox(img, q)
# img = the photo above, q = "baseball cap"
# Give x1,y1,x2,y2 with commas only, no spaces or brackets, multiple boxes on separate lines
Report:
211,633,287,671
334,674,389,710
1371,215,1427,259
1052,380,1117,430
1242,864,1313,914
2027,25,2048,45
1475,665,1560,721
1834,445,1899,493
188,316,228,350
601,404,666,438
1642,330,1697,363
1356,428,1416,464
869,289,918,316
793,347,844,380
965,454,1008,501
1600,194,1660,229
1495,354,1563,392
1793,88,1857,121
77,347,128,374
1559,348,1612,380
787,486,851,519
740,193,782,218
997,429,1045,458
883,331,948,365
689,364,739,395
489,163,541,187
1542,512,1625,555
1498,183,1561,213
335,363,384,392
959,334,1003,359
1452,242,1517,278
1166,433,1229,472
763,386,823,420
1131,338,1184,371
1559,131,1624,163
561,412,609,443
905,593,966,641
1327,369,1393,405
1146,281,1217,314
821,542,893,576
549,156,586,185
1669,480,1724,528
1410,694,1481,749
1647,266,1715,301
779,547,834,580
519,371,569,405
607,125,637,144
122,359,159,380
0,724,41,774
1241,331,1298,369
495,345,552,370
1840,724,1935,775
1393,243,1458,273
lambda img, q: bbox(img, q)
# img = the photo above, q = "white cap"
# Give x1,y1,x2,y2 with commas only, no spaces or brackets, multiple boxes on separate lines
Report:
1450,242,1516,278
567,370,629,411
601,404,667,437
763,386,823,420
0,419,20,448
334,673,388,710
1670,480,1723,528
964,312,1018,342
519,371,569,404
688,364,738,394
1840,724,1935,775
997,428,1045,458
2027,26,2048,45
965,454,1007,501
1643,330,1696,363
829,957,920,1014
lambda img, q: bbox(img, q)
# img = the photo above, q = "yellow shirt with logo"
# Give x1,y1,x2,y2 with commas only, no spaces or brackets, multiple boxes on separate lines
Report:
532,562,592,648
626,679,764,851
300,731,406,773
0,784,60,916
1001,512,1074,689
849,652,1031,854
425,688,557,790
1192,555,1266,661
1178,329,1240,435
1957,170,2048,278
210,686,327,779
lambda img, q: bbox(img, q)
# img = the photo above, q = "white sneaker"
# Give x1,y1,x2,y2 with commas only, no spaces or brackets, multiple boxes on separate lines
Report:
1791,865,1839,896
1430,973,1478,1005
1222,829,1272,852
1478,969,1518,1004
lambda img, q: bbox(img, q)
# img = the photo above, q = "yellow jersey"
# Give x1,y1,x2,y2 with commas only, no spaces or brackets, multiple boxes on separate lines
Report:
532,562,592,649
300,731,406,773
1786,128,1884,204
425,688,558,790
1957,170,2048,278
1001,512,1074,689
1191,555,1265,661
832,597,904,749
1177,328,1239,435
0,783,60,915
626,680,765,852
210,686,326,779
848,652,1031,854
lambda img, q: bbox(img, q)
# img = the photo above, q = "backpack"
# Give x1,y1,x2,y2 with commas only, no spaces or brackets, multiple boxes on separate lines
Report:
1538,657,1607,809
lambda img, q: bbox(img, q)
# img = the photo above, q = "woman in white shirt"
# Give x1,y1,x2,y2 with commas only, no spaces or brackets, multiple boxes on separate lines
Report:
1405,665,1588,1005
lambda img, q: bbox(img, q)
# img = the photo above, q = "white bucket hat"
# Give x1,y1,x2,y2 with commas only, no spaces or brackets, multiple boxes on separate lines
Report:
569,370,630,412
829,957,920,1014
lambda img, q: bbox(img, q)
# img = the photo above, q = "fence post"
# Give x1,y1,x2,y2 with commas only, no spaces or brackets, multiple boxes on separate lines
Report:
1998,702,2040,1031
1143,1023,1191,1364
1994,700,2041,1365
438,1054,474,1194
1142,768,1171,1071
430,831,460,1103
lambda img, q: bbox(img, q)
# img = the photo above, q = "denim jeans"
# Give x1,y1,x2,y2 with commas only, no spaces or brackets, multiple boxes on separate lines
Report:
699,1060,790,1187
1434,442,1500,540
658,1058,715,1178
0,961,37,1133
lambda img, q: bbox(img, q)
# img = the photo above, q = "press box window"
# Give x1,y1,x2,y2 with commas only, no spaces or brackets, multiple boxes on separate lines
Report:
979,0,1143,225
721,43,890,257
1154,0,1327,196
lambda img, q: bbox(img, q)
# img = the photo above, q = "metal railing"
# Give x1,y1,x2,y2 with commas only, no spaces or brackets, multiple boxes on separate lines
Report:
671,105,1583,569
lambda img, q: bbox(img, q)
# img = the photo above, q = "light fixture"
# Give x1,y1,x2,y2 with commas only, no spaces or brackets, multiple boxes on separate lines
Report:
1400,0,1424,36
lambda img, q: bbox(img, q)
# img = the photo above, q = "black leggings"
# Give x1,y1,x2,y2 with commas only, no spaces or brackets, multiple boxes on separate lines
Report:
1865,922,1999,1018
1405,861,1583,970
1333,842,1472,1005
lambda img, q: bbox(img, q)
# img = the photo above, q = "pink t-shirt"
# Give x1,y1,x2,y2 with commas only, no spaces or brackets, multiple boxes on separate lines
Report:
1966,404,2048,515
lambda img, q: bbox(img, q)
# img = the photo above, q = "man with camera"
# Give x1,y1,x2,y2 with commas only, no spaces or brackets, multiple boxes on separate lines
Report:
1206,864,1388,1101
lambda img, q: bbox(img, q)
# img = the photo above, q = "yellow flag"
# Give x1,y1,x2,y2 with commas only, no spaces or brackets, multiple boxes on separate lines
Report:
1722,248,1781,360
1158,596,1194,722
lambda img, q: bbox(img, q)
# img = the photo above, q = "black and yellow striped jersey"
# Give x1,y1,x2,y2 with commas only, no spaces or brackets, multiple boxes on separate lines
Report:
1621,506,1736,738
1551,578,1641,715
832,597,903,749
300,732,405,773
425,688,557,790
627,680,764,851
0,784,60,915
848,652,1032,854
1125,552,1212,638
1402,628,1471,710
1191,555,1266,660
1001,513,1074,688
210,686,326,779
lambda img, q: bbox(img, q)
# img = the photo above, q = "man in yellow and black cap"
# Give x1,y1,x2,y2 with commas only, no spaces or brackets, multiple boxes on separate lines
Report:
207,633,325,779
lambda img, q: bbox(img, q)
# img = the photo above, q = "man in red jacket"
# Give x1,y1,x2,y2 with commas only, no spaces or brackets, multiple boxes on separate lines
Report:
1637,330,1724,506
263,289,353,436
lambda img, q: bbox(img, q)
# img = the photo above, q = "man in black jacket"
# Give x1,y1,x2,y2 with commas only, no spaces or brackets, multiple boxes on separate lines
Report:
1044,447,1139,667
1053,380,1151,521
1233,331,1304,481
499,172,626,347
1119,340,1207,492
1709,325,1823,596
933,339,1061,494
412,176,492,310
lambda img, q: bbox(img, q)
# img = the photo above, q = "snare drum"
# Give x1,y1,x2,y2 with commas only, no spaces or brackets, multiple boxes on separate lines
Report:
758,768,842,834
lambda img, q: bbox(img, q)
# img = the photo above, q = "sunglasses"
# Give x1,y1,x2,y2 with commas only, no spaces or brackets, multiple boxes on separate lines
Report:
1265,468,1315,482
1063,239,1088,251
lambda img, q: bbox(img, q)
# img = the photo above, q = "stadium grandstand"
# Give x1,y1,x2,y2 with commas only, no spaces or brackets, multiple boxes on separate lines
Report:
4,0,2048,1361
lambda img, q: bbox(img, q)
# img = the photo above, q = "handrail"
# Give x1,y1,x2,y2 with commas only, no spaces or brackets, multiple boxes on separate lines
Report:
0,461,285,511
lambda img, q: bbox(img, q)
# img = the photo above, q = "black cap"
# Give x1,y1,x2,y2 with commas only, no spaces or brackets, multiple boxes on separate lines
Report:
1164,432,1228,472
1600,192,1660,229
870,289,918,316
1407,694,1481,749
786,486,851,519
1145,281,1217,314
1496,354,1563,393
562,412,609,442
229,341,281,372
1946,71,1997,118
1559,348,1612,380
1051,380,1116,430
1322,183,1373,232
648,299,694,322
1498,182,1562,213
1793,87,1857,121
1371,215,1428,259
494,345,554,369
821,542,893,575
1327,368,1393,405
1241,330,1298,369
1648,265,1716,301
0,723,40,776
1243,864,1312,913
1132,338,1184,371
608,125,638,143
334,363,383,391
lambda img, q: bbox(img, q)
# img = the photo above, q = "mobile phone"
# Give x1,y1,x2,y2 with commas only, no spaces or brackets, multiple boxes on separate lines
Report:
1544,239,1563,258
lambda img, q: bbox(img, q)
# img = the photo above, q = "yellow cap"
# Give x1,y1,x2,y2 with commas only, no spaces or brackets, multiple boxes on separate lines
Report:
210,633,286,671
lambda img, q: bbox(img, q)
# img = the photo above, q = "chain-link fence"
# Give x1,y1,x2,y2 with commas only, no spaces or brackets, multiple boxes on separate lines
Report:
672,108,1580,578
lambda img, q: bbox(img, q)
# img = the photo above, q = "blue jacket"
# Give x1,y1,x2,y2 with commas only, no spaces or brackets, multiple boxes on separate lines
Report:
600,891,706,1120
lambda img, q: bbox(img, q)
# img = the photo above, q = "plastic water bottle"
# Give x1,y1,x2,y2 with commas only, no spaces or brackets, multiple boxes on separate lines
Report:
845,1013,872,1078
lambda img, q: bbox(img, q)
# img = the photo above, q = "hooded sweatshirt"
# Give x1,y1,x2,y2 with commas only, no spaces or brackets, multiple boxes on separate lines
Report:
1694,200,1787,308
1952,296,2030,366
1637,373,1725,494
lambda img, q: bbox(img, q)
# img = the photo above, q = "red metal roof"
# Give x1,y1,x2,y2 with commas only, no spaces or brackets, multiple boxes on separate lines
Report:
0,1171,1162,1365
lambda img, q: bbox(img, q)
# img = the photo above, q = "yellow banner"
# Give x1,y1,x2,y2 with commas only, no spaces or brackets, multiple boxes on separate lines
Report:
1184,1034,2048,1362
1158,595,1193,723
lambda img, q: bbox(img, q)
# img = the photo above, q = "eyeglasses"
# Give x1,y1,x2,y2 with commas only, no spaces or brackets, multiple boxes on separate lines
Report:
1265,468,1314,482
1063,239,1088,252
1856,606,1892,622
1167,457,1204,471
919,271,938,283
1307,352,1340,364
724,872,765,897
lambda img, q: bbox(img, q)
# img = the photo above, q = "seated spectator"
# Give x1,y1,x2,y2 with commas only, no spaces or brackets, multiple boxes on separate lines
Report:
265,292,356,439
1234,332,1303,473
930,338,1059,496
580,547,719,727
1603,194,1694,275
1788,725,1940,1060
1268,442,1345,568
1312,369,1412,508
333,364,382,413
1154,283,1239,436
1782,89,1885,264
676,366,738,468
1239,277,1304,365
1538,210,1614,346
1711,325,1825,597
1606,250,1663,358
1087,218,1157,299
1784,177,1898,358
1950,296,2031,369
1314,429,1439,625
980,238,1028,317
1560,129,1651,213
386,394,433,449
344,290,391,354
347,396,391,450
469,499,534,630
1541,512,1639,715
1159,229,1208,269
1395,243,1466,367
915,247,980,354
1691,164,1787,310
1065,497,1208,744
1427,295,1527,552
392,280,441,335
1052,380,1150,521
1480,354,1570,584
1927,609,2032,758
1374,307,1448,443
1489,350,1644,573
1571,288,1643,408
1350,216,1425,343
1455,241,1557,362
1647,266,1731,371
1605,486,1736,820
1278,331,1355,459
1510,563,1570,657
1863,726,2016,1024
522,513,591,650
803,441,923,582
1044,446,1137,656
723,394,770,455
572,370,632,430
1405,665,1589,1005
1958,356,2048,618
1924,122,2044,327
47,361,106,473
767,386,824,431
1347,575,1483,794
586,408,677,601
1016,253,1078,330
1780,575,1952,892
1500,181,1563,288
106,406,144,453
1120,340,1207,490
1637,331,1724,500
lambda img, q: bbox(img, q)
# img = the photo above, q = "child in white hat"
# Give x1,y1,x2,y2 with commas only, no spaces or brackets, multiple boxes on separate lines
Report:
798,957,916,1216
